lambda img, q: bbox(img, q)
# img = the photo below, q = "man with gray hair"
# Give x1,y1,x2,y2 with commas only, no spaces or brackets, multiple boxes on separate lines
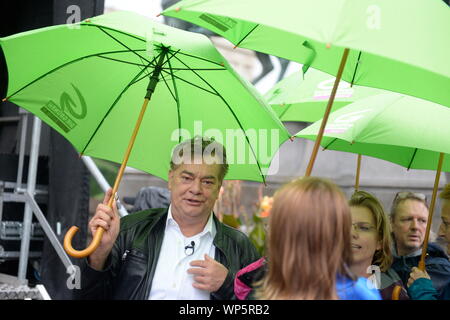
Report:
75,136,260,299
389,191,450,296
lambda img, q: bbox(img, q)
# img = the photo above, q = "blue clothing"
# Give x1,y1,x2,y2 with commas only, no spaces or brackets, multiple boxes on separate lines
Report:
336,275,382,300
408,278,450,300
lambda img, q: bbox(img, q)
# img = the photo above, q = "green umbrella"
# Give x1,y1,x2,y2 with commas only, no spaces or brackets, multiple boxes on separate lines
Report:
266,68,385,122
296,92,450,270
163,0,450,176
1,11,290,257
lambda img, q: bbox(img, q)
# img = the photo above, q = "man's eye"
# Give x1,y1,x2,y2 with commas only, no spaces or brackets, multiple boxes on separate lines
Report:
203,180,214,185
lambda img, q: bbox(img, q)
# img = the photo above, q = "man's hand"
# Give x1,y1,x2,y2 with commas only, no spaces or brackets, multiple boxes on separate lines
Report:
88,188,120,270
407,267,431,287
187,254,228,292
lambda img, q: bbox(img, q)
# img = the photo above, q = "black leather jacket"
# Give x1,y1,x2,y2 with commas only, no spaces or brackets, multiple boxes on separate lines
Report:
74,208,260,300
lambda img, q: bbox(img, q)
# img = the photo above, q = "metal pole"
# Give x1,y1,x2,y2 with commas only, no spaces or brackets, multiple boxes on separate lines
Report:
24,191,74,270
81,156,128,217
18,116,41,280
15,112,29,191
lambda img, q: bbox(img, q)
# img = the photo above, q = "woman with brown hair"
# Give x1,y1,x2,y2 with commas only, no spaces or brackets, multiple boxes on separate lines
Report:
255,177,380,300
349,190,409,300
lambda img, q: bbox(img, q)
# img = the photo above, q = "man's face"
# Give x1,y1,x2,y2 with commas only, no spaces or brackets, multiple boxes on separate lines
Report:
168,155,222,222
391,199,429,256
438,200,450,254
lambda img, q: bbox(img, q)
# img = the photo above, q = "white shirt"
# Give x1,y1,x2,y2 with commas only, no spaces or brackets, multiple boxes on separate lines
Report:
148,205,217,300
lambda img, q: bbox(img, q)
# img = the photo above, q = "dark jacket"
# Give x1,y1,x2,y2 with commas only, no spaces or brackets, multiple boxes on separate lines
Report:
378,268,409,300
74,208,260,300
391,242,450,295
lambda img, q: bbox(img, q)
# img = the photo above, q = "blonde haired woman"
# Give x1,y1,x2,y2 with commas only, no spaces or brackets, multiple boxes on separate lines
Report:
256,177,380,300
349,190,409,300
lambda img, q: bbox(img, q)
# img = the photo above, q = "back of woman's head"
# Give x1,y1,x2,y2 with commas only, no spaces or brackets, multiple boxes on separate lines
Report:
259,177,353,300
349,190,393,272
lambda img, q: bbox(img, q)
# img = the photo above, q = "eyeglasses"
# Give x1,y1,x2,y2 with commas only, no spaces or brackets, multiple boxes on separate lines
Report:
393,191,427,203
352,222,376,233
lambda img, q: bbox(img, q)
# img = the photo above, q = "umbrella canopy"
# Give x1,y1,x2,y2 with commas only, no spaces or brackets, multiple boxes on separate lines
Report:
266,68,384,122
163,0,450,107
295,93,450,171
1,10,290,183
163,0,450,177
295,92,450,270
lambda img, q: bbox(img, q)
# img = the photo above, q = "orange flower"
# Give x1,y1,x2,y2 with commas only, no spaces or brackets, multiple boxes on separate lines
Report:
258,196,273,218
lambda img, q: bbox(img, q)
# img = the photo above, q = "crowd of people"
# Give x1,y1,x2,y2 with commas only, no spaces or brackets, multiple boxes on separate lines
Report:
75,137,450,300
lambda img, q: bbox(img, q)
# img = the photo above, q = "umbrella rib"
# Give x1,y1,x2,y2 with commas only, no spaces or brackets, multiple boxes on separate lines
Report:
160,70,177,102
407,148,418,170
278,104,291,120
160,69,218,96
130,49,182,86
172,51,226,68
82,23,146,44
235,24,260,48
161,67,225,71
171,54,266,184
96,55,148,68
79,54,161,155
323,138,338,150
4,49,147,100
96,26,152,64
167,57,182,144
350,51,362,87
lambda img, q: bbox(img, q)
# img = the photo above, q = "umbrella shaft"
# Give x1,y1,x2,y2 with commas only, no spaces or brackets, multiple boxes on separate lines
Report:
305,48,350,176
419,153,445,270
108,50,168,206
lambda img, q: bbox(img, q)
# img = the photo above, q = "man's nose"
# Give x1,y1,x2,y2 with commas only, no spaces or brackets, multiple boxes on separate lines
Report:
189,179,202,194
410,219,419,230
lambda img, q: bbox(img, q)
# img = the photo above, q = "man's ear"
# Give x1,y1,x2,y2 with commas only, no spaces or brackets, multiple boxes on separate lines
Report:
168,170,174,190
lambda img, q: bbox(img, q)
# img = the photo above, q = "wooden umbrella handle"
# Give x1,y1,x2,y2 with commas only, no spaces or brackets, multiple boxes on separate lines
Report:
64,226,105,258
391,285,402,300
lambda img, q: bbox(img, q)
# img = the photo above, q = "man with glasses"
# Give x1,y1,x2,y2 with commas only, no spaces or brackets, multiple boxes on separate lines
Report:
390,191,450,296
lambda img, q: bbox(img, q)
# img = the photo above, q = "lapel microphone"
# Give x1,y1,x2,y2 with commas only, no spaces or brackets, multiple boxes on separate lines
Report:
184,241,195,256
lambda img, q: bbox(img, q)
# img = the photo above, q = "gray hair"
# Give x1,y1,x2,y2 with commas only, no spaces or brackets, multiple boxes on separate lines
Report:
170,136,229,182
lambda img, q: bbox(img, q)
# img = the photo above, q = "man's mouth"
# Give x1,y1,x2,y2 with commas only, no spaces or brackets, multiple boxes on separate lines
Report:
408,235,420,241
185,199,203,206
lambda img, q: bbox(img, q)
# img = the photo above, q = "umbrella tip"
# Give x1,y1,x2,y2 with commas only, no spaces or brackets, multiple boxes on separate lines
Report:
326,43,331,49
2,97,7,102
175,7,181,12
233,45,238,49
85,19,91,23
156,12,161,17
